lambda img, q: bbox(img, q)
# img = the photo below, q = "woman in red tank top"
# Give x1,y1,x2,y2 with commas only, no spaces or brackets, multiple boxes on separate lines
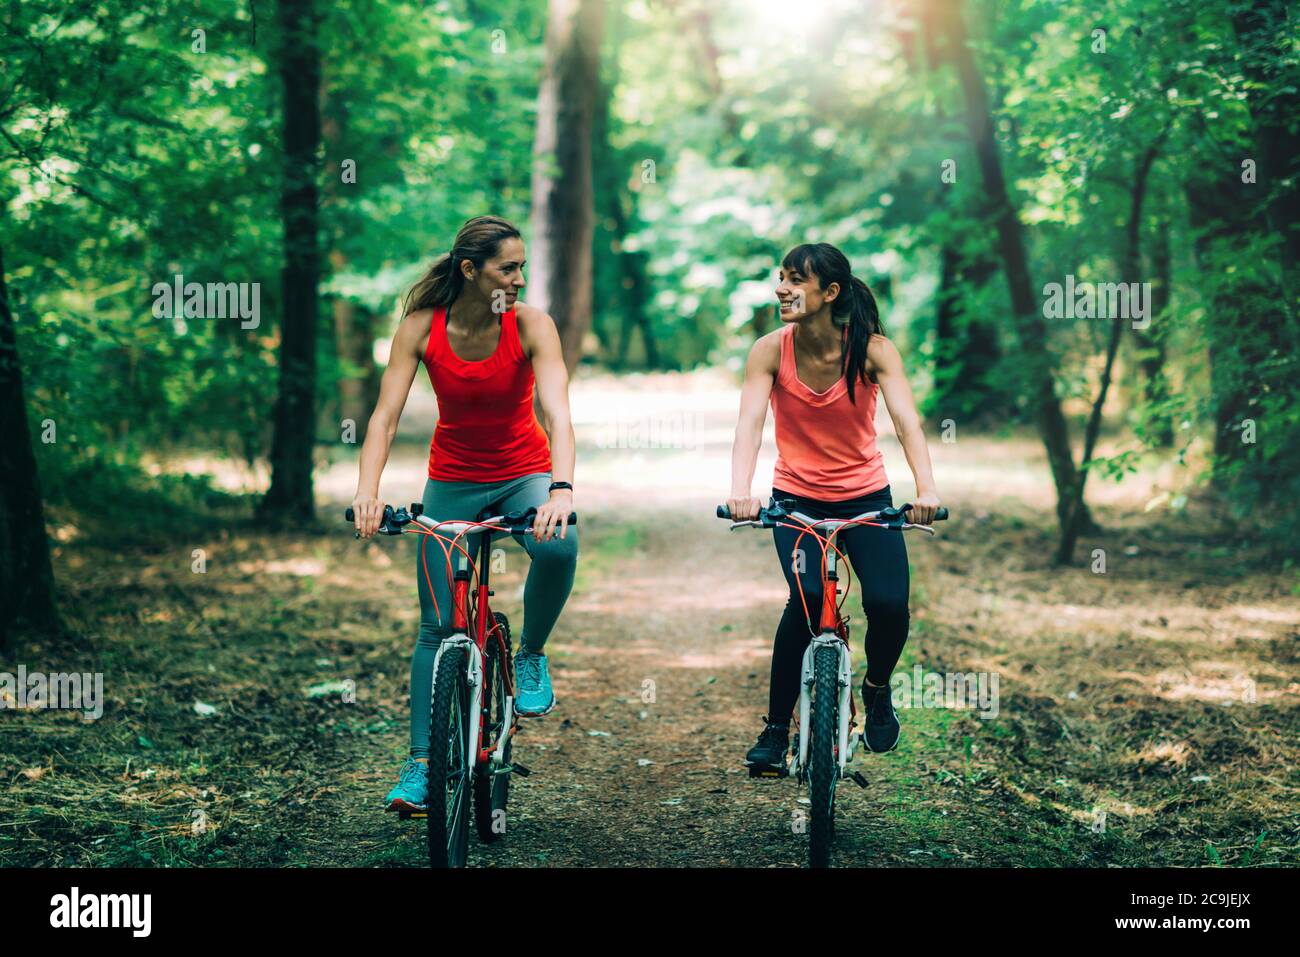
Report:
726,242,944,764
350,215,578,810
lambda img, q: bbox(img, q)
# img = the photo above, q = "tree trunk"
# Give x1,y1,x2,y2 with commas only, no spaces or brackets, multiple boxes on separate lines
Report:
1056,139,1164,563
936,0,1083,538
259,0,322,520
916,0,1007,427
528,0,605,372
0,224,63,651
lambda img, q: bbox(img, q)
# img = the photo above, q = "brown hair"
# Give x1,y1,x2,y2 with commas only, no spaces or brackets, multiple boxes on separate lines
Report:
401,215,522,315
781,242,884,404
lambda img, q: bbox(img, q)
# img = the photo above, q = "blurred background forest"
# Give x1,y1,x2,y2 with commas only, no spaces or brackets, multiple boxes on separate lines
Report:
3,0,1299,645
2,0,1299,870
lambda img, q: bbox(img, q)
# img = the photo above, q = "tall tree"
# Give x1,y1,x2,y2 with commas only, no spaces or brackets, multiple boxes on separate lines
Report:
528,0,606,371
913,0,1007,426
0,212,62,650
1058,137,1165,562
935,0,1087,543
260,0,323,519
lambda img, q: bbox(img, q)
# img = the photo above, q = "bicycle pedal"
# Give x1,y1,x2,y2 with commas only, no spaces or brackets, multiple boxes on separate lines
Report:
746,762,789,779
396,808,428,820
849,771,868,789
509,762,532,777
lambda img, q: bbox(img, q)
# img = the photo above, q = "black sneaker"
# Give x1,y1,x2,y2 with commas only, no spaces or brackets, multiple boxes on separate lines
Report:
745,717,790,767
861,679,900,752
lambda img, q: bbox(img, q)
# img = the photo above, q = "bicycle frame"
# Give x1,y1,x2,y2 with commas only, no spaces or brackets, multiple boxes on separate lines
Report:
724,503,938,779
416,515,517,776
785,510,864,780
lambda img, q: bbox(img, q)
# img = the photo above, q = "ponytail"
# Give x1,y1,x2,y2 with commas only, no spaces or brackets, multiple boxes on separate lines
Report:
838,275,882,404
401,214,522,316
781,243,884,404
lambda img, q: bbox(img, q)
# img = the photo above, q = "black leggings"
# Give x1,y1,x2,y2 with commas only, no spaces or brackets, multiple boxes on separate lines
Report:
767,484,910,723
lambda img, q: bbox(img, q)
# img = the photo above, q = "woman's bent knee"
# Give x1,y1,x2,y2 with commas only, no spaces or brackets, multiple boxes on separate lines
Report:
529,532,578,565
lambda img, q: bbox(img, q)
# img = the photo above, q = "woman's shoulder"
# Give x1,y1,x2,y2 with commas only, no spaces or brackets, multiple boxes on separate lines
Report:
756,325,787,363
513,301,554,329
513,301,558,354
396,307,438,361
864,332,900,382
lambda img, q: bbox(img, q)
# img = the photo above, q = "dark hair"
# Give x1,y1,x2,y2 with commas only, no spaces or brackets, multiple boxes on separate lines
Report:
781,242,884,403
402,214,522,315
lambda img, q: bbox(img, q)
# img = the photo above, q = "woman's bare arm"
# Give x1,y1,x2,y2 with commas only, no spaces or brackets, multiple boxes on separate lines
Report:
728,333,780,520
352,310,431,538
518,304,575,542
869,334,942,524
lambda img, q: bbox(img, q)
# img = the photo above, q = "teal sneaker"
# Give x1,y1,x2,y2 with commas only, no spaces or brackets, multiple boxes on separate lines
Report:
515,649,556,716
384,757,428,812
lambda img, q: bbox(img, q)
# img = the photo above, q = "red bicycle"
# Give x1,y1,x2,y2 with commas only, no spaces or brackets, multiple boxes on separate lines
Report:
716,497,948,867
345,501,577,867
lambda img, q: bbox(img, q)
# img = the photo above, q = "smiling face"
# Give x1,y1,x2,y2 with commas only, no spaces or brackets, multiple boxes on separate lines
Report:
775,258,840,322
463,236,526,312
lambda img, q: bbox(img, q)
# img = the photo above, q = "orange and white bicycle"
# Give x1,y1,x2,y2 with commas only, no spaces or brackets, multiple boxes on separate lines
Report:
715,497,948,867
345,501,577,867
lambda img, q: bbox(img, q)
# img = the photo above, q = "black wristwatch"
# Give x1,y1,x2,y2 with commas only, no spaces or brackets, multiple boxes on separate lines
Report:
548,481,573,493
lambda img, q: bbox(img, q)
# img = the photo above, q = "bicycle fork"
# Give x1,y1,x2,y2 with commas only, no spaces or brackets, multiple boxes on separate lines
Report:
792,634,856,778
431,634,484,777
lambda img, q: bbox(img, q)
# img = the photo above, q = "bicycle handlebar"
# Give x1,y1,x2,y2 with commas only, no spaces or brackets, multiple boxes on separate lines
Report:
345,503,578,538
715,500,949,528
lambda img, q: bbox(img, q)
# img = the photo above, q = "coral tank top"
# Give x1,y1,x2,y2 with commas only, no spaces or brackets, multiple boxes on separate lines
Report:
769,322,888,500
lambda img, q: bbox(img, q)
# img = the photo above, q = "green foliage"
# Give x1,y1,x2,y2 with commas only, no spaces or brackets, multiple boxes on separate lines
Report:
1,0,1296,547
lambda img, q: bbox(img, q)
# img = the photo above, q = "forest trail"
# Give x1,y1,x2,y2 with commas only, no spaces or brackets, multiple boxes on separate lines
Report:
4,372,1296,867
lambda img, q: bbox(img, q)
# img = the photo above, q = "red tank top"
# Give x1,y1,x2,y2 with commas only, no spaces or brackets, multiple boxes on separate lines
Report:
422,305,552,482
769,322,888,500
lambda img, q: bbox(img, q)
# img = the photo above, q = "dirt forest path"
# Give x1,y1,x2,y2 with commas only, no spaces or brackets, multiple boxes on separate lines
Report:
4,371,1297,867
283,372,1300,867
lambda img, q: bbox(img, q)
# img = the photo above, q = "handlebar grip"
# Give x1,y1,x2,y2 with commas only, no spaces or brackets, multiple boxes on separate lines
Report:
716,505,731,519
345,504,394,527
900,503,950,522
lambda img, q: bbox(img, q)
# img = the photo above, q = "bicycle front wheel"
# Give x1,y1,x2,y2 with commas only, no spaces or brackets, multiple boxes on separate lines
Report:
427,644,472,868
808,644,840,868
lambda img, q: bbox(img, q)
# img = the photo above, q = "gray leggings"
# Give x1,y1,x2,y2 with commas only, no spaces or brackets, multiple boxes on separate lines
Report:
409,471,578,759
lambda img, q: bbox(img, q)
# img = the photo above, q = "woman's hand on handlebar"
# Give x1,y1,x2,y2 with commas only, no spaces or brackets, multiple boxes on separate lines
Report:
532,489,573,542
910,490,942,526
726,494,763,521
352,494,386,539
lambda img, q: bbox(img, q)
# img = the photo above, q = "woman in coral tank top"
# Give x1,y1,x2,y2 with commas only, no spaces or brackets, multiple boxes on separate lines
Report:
350,215,578,813
725,242,944,765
